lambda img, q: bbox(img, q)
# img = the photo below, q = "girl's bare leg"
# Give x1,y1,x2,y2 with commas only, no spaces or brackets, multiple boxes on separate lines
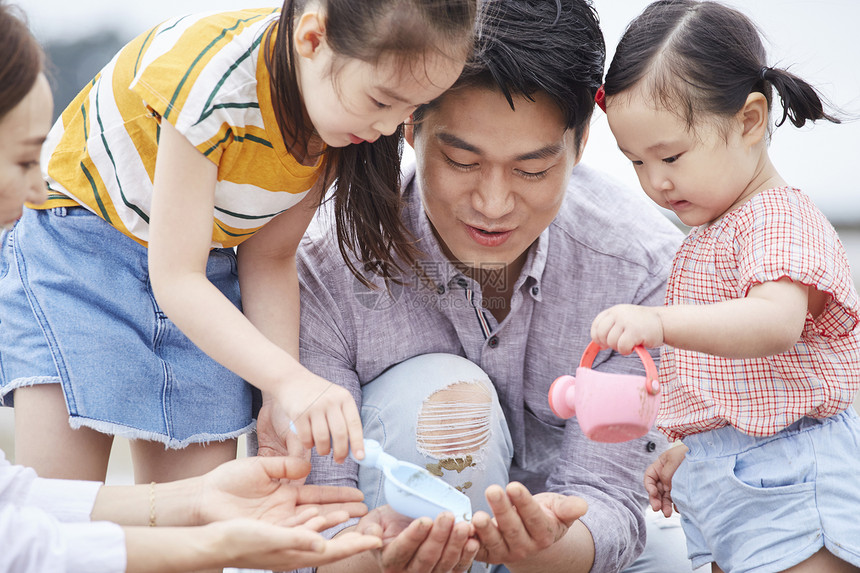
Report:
712,548,860,573
130,437,237,483
14,384,113,481
783,548,860,573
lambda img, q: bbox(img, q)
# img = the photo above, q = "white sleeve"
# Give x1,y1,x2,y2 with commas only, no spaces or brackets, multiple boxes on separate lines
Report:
0,505,126,573
0,452,127,572
23,473,104,522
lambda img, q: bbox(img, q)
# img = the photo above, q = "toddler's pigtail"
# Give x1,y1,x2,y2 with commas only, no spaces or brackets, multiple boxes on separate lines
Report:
762,66,840,128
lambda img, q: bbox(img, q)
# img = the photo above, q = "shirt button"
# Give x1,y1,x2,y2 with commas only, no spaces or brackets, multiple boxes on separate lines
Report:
531,286,540,296
456,277,468,289
645,441,657,453
488,336,499,348
436,284,445,294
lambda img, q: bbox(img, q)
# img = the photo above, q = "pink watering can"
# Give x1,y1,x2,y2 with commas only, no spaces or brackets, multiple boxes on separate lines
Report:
548,342,661,443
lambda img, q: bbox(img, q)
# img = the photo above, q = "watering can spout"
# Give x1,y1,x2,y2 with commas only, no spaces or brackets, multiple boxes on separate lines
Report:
548,343,662,443
549,375,577,418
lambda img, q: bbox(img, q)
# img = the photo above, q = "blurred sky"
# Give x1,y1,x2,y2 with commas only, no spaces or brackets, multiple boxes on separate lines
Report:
13,0,860,224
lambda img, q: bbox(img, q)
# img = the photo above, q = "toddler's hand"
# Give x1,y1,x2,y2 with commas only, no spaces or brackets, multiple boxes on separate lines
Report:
644,444,688,517
275,373,364,464
590,304,664,354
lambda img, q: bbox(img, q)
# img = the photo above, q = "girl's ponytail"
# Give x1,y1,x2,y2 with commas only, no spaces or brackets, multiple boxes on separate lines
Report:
266,0,474,286
328,130,419,286
263,2,418,286
604,1,843,133
762,66,840,128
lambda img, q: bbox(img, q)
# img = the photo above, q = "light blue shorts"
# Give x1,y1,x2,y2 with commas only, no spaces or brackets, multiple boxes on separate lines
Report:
673,409,860,572
0,207,254,447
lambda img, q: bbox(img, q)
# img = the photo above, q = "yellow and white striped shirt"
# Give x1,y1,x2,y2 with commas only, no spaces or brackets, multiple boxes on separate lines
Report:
38,9,323,248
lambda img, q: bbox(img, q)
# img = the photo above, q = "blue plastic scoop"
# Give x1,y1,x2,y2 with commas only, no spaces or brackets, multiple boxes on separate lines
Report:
354,439,472,522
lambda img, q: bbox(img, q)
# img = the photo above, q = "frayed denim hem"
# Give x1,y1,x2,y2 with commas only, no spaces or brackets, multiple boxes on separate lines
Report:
69,417,257,449
0,375,62,406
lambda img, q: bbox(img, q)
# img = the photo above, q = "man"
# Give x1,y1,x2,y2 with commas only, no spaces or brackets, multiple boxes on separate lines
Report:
258,0,691,571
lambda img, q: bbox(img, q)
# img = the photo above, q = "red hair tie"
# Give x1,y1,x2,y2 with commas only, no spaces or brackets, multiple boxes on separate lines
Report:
595,84,606,112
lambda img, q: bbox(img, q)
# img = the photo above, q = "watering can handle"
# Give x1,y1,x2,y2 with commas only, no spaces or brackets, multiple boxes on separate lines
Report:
579,341,660,395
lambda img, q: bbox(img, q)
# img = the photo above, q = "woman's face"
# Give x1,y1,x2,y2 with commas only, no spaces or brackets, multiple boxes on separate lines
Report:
0,73,52,229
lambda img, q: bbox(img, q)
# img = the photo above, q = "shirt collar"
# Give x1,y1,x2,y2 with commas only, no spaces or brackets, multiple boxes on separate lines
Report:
521,226,549,300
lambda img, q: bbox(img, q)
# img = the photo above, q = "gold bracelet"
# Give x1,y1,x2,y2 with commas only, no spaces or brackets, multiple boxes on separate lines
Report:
149,481,156,527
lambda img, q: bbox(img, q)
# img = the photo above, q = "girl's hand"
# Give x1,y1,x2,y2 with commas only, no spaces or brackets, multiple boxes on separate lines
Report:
644,444,688,517
590,304,664,354
196,456,369,527
275,372,365,463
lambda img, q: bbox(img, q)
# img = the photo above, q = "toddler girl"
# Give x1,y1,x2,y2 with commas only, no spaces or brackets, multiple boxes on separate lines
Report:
590,1,860,571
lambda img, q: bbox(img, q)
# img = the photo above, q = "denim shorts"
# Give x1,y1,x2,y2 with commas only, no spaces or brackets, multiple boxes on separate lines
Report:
672,409,860,572
0,207,254,448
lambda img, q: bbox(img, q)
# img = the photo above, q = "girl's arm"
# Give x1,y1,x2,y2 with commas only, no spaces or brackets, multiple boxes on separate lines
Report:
235,189,361,463
147,121,362,462
591,278,813,358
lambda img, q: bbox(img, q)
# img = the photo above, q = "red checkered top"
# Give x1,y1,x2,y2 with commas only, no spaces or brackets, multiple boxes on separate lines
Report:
658,187,860,440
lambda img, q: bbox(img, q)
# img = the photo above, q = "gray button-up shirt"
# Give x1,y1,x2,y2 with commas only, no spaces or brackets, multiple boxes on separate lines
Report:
297,153,683,572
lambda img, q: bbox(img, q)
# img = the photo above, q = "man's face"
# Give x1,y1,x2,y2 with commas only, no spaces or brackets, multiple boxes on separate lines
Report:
408,86,584,277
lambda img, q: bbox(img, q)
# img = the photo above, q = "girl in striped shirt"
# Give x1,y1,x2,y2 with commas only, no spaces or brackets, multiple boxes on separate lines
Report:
590,1,860,571
0,0,475,487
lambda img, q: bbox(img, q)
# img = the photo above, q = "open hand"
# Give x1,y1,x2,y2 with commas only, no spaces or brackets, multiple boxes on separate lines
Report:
355,505,478,572
197,456,369,527
210,518,382,571
472,483,587,565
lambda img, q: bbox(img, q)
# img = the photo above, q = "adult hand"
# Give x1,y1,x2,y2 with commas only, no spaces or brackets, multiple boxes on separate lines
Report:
471,483,587,566
355,505,479,572
256,395,311,463
192,518,383,572
590,303,664,355
644,443,688,517
196,456,369,528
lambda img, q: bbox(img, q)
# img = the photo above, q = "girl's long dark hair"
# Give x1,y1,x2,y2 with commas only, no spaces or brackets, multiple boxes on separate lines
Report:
264,0,476,285
604,0,839,131
0,2,44,119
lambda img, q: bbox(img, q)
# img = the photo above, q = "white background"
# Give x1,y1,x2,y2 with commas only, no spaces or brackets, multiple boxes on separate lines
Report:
14,0,860,223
